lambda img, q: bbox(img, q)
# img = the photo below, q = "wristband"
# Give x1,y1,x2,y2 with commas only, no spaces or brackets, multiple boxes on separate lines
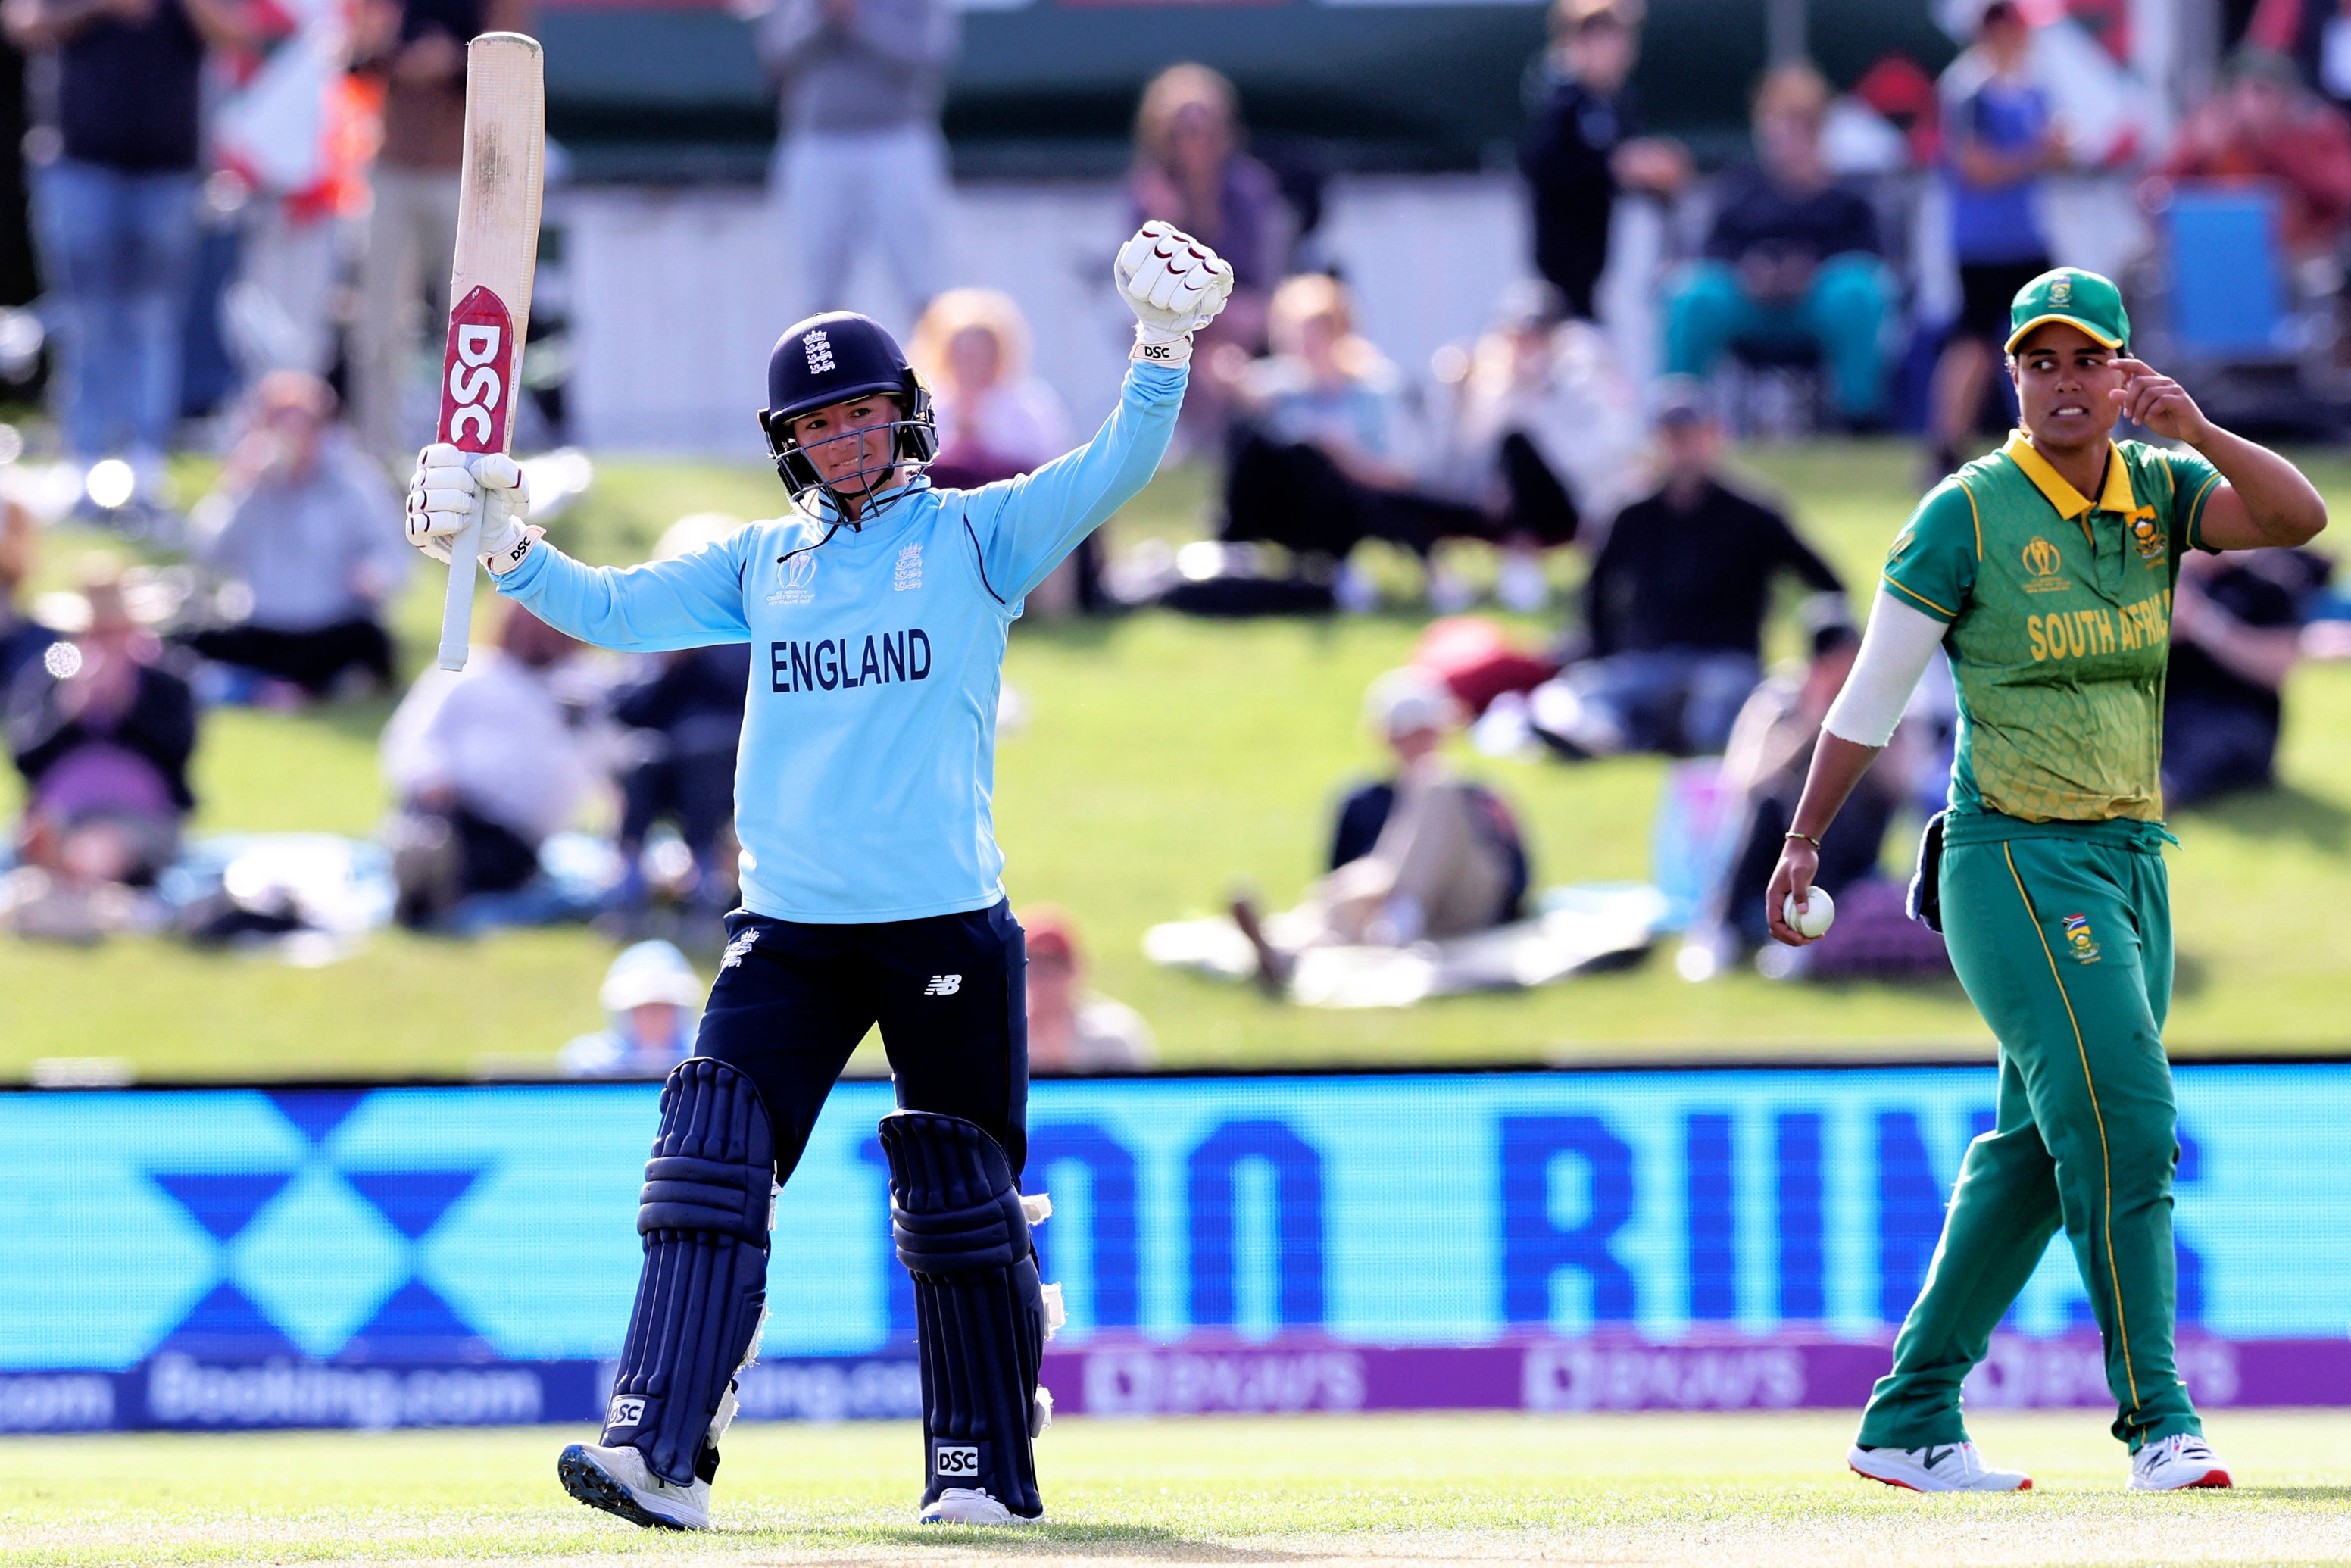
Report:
1784,830,1822,849
1131,327,1192,365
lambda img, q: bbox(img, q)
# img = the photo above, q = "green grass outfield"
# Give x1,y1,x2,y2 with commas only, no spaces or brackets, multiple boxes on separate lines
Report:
4,442,2350,1076
5,1412,2350,1566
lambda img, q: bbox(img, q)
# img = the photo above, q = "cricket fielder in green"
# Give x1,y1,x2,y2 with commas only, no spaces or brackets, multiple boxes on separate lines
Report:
1766,268,2327,1493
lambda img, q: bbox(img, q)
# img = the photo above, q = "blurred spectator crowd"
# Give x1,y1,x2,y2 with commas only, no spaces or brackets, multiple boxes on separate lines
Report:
0,0,2346,1027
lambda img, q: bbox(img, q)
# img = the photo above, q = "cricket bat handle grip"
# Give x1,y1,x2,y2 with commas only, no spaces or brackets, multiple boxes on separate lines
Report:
436,509,484,671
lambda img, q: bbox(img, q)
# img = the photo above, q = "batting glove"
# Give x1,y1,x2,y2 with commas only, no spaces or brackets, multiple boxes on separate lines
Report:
1115,220,1234,365
405,444,541,575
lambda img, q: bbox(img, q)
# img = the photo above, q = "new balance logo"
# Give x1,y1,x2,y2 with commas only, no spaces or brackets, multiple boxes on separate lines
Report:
804,330,835,375
720,930,757,970
923,974,962,996
1920,1445,1953,1469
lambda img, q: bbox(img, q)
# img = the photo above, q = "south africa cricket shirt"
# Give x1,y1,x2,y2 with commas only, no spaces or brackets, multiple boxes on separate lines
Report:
1883,429,2223,823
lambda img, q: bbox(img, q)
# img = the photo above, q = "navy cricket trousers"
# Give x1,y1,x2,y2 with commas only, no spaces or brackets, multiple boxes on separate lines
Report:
695,901,1031,1183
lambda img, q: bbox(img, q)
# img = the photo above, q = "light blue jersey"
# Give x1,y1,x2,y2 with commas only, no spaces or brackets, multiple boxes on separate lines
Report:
495,360,1185,923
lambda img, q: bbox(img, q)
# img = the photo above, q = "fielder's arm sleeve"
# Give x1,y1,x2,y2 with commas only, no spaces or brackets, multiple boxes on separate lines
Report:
961,360,1186,603
1822,589,1947,748
492,536,753,651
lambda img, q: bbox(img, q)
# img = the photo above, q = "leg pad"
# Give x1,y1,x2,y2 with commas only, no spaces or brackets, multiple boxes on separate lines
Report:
880,1110,1046,1518
601,1058,775,1486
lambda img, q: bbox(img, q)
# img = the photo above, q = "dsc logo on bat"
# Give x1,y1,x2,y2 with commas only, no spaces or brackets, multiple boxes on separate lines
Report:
437,285,515,453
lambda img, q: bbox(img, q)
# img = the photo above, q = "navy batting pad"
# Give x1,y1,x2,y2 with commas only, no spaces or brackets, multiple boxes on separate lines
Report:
879,1110,1047,1518
601,1059,775,1486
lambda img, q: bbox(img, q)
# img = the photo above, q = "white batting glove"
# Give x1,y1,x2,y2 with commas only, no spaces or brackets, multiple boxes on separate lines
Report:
1114,220,1234,365
404,444,540,575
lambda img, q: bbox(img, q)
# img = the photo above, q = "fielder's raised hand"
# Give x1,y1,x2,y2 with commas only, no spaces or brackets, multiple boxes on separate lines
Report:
2109,358,2215,446
1115,220,1234,365
405,445,542,575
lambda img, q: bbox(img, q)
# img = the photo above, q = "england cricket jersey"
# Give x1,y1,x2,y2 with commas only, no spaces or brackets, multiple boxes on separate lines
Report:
494,360,1185,922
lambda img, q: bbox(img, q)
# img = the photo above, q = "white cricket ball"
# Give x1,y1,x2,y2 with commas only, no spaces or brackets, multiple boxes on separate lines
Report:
1783,885,1836,940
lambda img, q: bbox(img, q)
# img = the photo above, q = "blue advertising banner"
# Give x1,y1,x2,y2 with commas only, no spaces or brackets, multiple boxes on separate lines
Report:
4,1066,2346,1429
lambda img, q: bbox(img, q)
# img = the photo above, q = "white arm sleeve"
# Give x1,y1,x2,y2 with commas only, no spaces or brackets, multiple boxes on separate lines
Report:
1822,589,1949,748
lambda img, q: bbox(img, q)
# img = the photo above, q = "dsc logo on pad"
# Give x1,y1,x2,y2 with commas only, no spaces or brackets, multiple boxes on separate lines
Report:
606,1396,647,1429
934,1442,980,1478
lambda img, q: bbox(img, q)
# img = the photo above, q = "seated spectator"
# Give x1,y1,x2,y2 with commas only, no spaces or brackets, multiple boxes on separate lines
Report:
379,604,592,929
911,288,1072,487
1022,906,1154,1072
2165,546,2330,806
2159,46,2351,264
560,939,704,1077
1662,61,1894,425
908,289,1094,612
1928,1,2065,481
607,638,750,932
0,497,55,691
183,371,408,699
1678,622,1903,973
1129,62,1291,435
1219,275,1590,608
1528,378,1843,757
6,566,198,903
1424,280,1643,610
1231,670,1528,994
1520,0,1688,323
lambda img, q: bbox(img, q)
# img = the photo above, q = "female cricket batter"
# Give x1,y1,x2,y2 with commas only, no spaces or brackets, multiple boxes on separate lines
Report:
404,223,1230,1530
1766,268,2325,1493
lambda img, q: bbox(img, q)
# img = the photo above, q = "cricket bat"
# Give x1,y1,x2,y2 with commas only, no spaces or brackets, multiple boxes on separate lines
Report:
434,32,545,672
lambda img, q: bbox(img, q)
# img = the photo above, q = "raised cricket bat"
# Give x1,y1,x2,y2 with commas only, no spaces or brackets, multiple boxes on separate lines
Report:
435,32,545,672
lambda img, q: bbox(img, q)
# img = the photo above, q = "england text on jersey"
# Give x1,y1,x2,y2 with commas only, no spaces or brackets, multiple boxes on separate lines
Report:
770,629,932,693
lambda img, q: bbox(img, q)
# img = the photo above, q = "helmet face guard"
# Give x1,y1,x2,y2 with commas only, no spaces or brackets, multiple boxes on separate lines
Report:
759,313,941,525
757,377,939,523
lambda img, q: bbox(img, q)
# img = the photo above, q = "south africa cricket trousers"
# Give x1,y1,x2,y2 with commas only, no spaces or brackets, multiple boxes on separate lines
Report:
1857,813,2202,1453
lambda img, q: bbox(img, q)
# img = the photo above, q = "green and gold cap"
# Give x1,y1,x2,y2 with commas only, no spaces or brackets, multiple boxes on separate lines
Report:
2006,267,2129,353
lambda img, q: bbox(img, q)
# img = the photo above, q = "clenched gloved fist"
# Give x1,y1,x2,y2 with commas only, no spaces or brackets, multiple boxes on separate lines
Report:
405,444,542,575
1114,220,1234,365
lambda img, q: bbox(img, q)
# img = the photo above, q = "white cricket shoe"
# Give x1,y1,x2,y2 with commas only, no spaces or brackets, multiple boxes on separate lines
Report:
557,1441,710,1530
2129,1433,2232,1491
920,1487,1041,1526
1849,1441,2034,1492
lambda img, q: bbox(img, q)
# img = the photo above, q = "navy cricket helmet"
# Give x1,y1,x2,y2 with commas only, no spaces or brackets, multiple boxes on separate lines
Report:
757,312,938,520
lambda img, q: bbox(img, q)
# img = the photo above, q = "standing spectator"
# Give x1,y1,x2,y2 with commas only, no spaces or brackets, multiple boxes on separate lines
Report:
750,0,957,323
7,0,251,510
1529,378,1842,757
1129,63,1290,361
2158,45,2351,264
348,0,533,462
1660,61,1894,426
1928,2,2065,481
1021,907,1154,1073
2164,545,2330,805
379,603,589,929
560,939,704,1077
6,564,198,889
0,498,53,691
210,0,370,378
183,370,409,698
1519,0,1688,323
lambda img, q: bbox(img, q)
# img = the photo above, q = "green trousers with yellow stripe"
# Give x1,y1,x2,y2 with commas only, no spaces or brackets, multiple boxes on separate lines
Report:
1855,815,2202,1454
